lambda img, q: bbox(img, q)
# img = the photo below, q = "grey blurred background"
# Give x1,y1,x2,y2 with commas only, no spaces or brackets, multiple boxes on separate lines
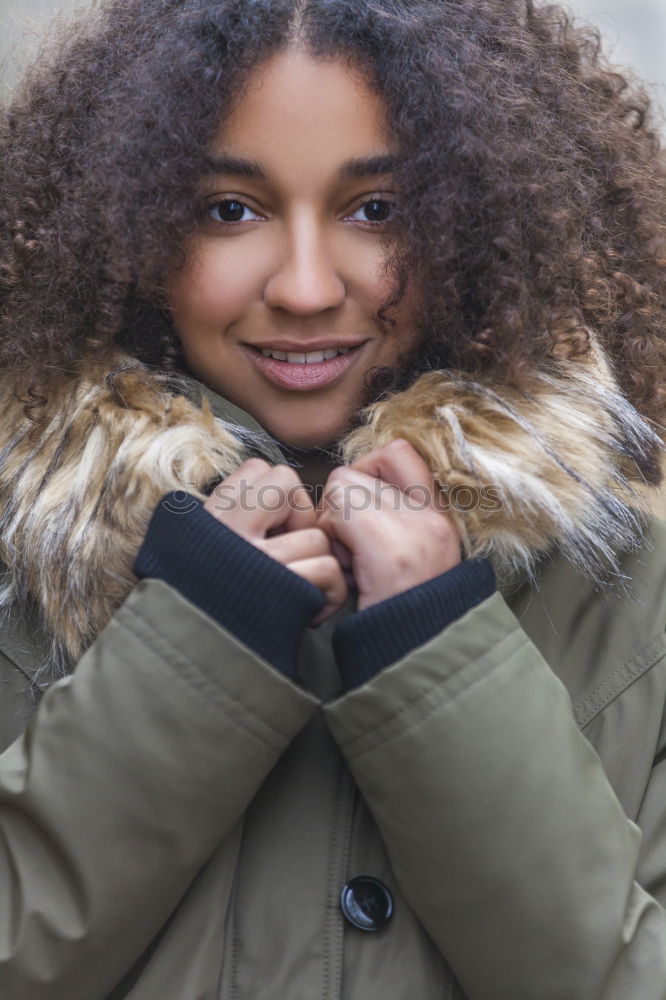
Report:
1,0,666,114
0,0,91,92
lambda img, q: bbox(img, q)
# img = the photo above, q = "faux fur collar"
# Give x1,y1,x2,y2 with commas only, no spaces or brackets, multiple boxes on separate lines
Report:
0,339,660,686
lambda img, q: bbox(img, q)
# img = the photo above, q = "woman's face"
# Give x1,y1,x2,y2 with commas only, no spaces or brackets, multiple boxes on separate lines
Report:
167,48,419,449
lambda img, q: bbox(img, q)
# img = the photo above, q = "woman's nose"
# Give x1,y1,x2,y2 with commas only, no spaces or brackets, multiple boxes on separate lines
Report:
263,223,347,315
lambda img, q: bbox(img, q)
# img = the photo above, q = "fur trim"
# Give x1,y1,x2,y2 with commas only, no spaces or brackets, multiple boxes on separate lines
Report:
342,336,661,582
0,360,246,684
0,340,660,686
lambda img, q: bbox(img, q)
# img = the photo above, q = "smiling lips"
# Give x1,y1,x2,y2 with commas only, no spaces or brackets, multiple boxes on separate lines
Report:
246,341,367,391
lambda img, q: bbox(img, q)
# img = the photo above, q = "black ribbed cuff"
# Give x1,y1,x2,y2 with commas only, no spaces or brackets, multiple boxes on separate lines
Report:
133,493,325,679
333,559,496,690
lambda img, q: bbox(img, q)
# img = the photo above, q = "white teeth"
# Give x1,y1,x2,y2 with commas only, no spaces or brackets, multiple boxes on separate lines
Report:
259,346,354,363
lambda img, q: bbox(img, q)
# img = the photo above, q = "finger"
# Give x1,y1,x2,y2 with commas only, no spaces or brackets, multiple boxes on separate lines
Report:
318,468,378,558
287,555,348,626
319,466,378,523
206,464,316,537
204,458,272,519
256,527,331,566
222,457,274,485
319,466,405,547
246,466,316,533
351,439,436,499
279,476,318,533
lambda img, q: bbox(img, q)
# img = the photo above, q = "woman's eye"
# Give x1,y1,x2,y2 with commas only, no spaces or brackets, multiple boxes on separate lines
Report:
207,199,263,224
348,199,395,224
204,197,393,225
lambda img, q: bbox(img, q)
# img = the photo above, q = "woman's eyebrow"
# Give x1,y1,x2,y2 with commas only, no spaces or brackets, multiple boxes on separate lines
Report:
338,154,399,178
201,153,399,179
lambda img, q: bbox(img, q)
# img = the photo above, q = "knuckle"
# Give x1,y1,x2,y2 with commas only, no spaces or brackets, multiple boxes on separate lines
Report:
388,437,413,454
326,466,354,486
240,457,271,475
273,463,302,487
307,527,330,551
291,487,315,512
322,474,355,507
422,518,461,556
321,554,341,575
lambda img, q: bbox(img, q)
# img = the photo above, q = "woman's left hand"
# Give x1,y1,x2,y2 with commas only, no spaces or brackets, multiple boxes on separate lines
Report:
318,439,462,611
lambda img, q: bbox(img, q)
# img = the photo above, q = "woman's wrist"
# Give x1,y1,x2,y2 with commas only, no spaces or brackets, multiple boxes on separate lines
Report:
133,493,325,679
332,559,496,690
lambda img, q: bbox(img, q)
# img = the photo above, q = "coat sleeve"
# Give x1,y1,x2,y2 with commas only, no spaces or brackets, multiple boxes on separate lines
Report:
0,578,318,1000
324,590,666,1000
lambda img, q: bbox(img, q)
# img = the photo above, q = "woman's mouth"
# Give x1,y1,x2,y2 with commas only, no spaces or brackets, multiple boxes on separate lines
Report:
245,341,368,391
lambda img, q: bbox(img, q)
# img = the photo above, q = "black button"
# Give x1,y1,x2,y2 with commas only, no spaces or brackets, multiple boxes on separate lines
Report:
340,876,394,931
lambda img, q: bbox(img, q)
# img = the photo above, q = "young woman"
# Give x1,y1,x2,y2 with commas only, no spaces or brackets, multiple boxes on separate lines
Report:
1,1,666,998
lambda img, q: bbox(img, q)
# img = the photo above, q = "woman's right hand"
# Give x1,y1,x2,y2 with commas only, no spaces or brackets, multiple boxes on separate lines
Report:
204,459,348,625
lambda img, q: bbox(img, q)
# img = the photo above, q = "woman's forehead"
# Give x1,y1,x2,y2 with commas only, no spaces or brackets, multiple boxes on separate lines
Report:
205,49,396,189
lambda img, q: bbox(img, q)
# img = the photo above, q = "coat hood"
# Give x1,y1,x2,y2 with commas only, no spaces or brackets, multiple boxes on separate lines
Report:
0,336,660,685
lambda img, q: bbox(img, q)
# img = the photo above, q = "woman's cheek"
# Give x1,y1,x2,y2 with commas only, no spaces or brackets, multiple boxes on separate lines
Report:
169,241,263,332
340,237,390,306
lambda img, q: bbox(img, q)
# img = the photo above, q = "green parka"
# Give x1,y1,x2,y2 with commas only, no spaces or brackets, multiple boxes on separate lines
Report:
0,359,666,1000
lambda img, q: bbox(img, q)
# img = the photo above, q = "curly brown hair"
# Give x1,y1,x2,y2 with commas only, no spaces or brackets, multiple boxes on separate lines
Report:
1,0,666,462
